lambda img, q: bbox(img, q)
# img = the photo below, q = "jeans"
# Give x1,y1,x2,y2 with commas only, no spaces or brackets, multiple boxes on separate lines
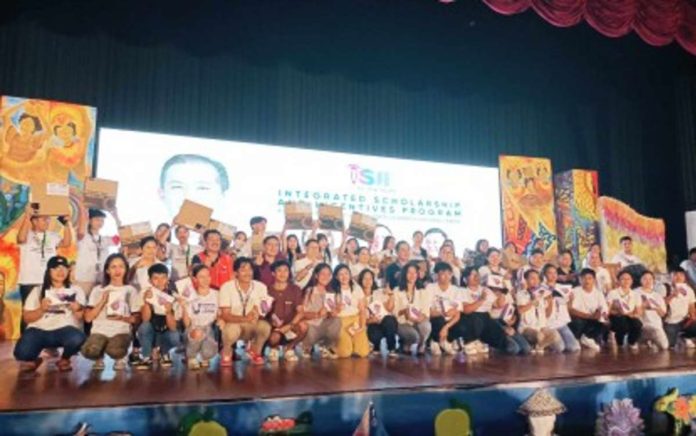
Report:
14,326,86,361
185,325,218,360
137,321,182,358
367,315,398,351
303,318,341,350
556,325,581,352
18,284,37,333
397,321,432,350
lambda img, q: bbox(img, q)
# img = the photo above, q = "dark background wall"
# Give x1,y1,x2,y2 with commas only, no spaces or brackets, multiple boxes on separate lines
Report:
1,0,695,262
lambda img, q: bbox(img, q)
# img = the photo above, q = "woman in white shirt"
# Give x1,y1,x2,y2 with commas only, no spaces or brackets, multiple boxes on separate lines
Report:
515,269,561,354
128,236,163,291
395,262,432,356
350,247,377,280
81,253,141,370
301,263,341,359
663,268,696,348
181,264,219,369
478,248,512,293
359,269,397,357
635,271,669,350
331,264,369,358
606,270,643,350
14,256,86,372
75,207,119,295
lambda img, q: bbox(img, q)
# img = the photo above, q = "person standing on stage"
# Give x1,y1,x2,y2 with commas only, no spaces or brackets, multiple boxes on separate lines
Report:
75,207,120,295
127,236,164,292
191,229,234,290
588,250,613,295
167,225,202,281
293,239,323,290
254,235,286,287
516,248,545,291
556,250,579,287
679,247,696,289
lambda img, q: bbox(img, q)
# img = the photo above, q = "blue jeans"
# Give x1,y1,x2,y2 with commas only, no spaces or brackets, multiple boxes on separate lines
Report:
14,326,86,361
497,320,531,355
136,321,181,358
556,325,581,352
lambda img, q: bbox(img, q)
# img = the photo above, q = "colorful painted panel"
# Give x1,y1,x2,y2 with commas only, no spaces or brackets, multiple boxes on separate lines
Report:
0,96,97,340
598,196,667,273
554,170,600,270
499,155,558,258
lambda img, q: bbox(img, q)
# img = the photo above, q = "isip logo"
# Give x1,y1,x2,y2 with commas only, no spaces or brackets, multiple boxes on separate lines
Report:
349,164,390,187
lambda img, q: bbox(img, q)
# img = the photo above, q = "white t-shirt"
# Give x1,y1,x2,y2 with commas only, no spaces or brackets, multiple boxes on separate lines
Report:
350,263,376,281
663,284,696,324
635,288,666,328
18,231,62,285
395,287,432,325
185,290,219,328
547,291,572,330
365,289,393,317
292,257,320,290
516,288,549,330
606,288,641,315
592,267,613,295
337,285,365,317
24,286,86,331
458,286,497,313
218,279,269,317
570,287,608,317
75,233,117,283
88,285,141,337
129,258,165,291
680,260,696,286
489,292,515,322
426,282,460,319
167,243,202,280
611,252,643,269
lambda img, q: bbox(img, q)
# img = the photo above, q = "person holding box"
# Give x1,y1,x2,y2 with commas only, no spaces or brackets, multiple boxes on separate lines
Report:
76,206,120,294
180,264,219,370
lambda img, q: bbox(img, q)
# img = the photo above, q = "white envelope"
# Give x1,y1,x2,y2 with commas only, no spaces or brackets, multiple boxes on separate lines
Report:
258,296,275,316
106,288,129,317
175,278,196,301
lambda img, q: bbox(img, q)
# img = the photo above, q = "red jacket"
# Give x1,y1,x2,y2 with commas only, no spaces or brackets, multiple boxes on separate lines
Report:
192,251,234,290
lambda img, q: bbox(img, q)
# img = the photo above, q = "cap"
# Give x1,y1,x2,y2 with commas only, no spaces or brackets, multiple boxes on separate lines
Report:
47,256,70,269
89,209,107,219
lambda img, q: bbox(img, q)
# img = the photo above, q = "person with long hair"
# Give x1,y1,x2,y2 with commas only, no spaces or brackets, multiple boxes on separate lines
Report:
542,264,580,353
181,264,219,369
556,250,578,287
395,261,432,356
472,239,490,270
478,248,512,293
350,247,377,280
338,237,359,265
301,263,341,359
81,253,141,370
634,271,668,350
284,234,303,270
14,256,86,372
128,236,163,291
606,270,643,351
359,269,398,357
75,206,120,295
331,264,370,358
153,222,171,261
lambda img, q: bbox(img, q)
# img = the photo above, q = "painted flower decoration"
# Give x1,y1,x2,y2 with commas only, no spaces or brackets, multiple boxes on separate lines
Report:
595,399,644,436
674,397,690,422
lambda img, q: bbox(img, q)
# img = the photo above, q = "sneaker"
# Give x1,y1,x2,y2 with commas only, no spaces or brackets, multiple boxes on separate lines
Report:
388,350,399,359
247,350,265,365
463,342,478,356
441,341,456,356
430,341,442,356
685,338,696,349
133,357,153,370
285,349,298,362
92,359,105,371
580,335,601,352
476,341,490,354
187,358,201,370
128,352,140,365
268,349,280,362
114,358,128,370
200,359,210,368
160,353,173,367
320,347,338,360
534,345,545,355
629,343,640,352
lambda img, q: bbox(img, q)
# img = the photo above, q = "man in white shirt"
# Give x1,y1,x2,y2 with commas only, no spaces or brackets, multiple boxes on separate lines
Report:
293,239,323,289
219,257,271,365
679,248,696,289
568,269,609,351
426,262,461,355
167,225,202,281
610,236,644,269
16,206,72,331
663,268,696,348
588,251,613,294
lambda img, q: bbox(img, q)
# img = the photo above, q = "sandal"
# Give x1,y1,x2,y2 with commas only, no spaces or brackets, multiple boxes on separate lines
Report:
57,358,72,372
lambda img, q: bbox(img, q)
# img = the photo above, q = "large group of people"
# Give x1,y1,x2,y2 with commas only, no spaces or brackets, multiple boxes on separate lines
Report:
11,203,696,374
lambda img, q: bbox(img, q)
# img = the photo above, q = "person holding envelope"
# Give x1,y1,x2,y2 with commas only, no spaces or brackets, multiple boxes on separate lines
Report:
218,257,271,366
606,270,643,351
515,269,562,354
426,262,461,356
133,264,182,369
663,268,696,349
542,264,580,353
14,256,86,373
331,264,370,358
568,269,609,352
395,262,432,356
81,253,141,370
478,248,512,294
359,269,398,358
634,271,668,350
301,263,341,359
180,264,220,370
266,260,307,362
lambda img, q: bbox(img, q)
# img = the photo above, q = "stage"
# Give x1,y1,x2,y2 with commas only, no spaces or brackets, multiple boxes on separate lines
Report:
1,342,696,434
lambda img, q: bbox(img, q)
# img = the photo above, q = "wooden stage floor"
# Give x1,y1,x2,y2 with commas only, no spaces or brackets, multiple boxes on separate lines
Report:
1,342,695,413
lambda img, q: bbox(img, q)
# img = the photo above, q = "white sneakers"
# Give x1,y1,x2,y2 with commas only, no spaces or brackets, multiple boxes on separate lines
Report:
580,335,601,352
684,338,696,349
188,358,201,370
430,342,442,356
268,349,280,362
431,340,467,356
319,346,339,360
285,349,299,362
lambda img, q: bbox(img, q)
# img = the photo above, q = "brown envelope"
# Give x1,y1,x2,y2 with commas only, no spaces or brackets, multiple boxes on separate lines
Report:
346,211,377,241
318,204,344,231
83,178,118,210
208,219,236,242
118,221,153,247
30,182,71,216
284,201,313,230
174,200,213,232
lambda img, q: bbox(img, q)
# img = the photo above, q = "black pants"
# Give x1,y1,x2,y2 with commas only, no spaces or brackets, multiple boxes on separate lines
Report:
569,317,606,343
367,315,398,351
430,316,459,343
609,315,642,346
18,284,37,334
453,312,506,349
664,321,696,347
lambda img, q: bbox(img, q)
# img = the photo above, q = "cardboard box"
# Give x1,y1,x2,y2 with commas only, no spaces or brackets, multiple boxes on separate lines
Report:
175,200,213,232
118,221,153,247
83,177,118,210
318,204,344,231
284,201,313,230
30,182,71,216
346,211,377,241
208,219,236,242
251,233,264,256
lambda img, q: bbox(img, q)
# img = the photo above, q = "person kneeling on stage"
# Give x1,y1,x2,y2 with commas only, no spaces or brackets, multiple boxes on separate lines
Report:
180,264,219,370
266,260,307,362
359,269,399,358
14,256,86,372
663,268,696,349
426,262,461,356
542,264,580,353
568,269,609,352
606,270,643,351
219,257,271,366
301,264,341,359
133,264,182,369
82,254,141,370
332,264,370,358
455,267,507,356
516,269,562,354
395,262,432,356
635,271,669,351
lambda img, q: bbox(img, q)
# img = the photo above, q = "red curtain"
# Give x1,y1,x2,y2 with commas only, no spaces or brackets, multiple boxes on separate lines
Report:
481,0,696,55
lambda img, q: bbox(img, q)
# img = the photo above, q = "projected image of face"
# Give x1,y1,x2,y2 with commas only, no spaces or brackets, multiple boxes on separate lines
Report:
424,228,447,258
159,154,230,219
